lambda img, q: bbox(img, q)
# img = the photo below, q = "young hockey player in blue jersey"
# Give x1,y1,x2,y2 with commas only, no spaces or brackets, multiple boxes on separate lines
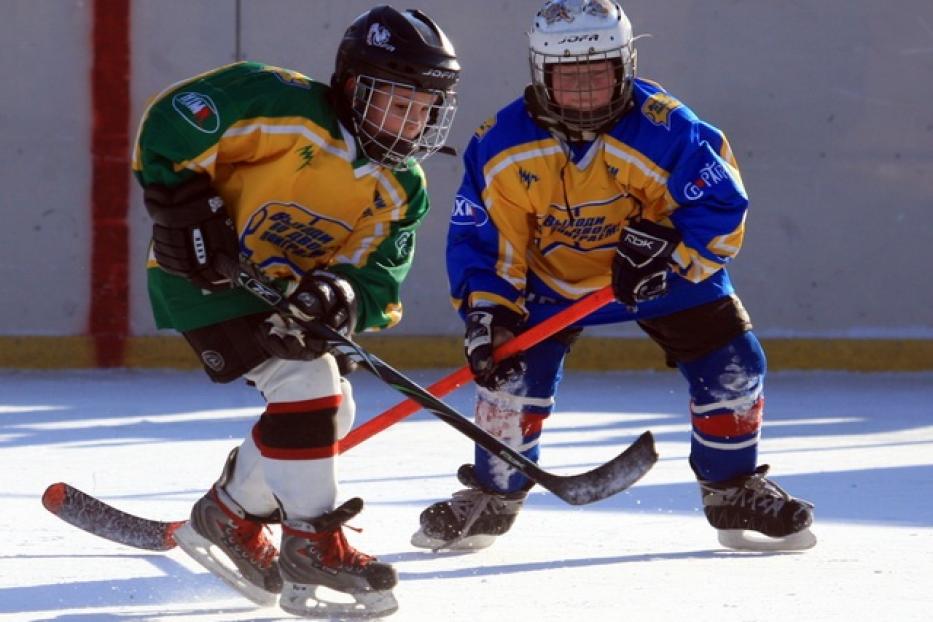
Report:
134,6,459,617
412,0,815,553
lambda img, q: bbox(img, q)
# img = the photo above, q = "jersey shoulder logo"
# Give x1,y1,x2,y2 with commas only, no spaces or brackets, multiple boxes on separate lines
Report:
474,116,497,141
641,91,681,130
171,91,220,134
267,66,312,89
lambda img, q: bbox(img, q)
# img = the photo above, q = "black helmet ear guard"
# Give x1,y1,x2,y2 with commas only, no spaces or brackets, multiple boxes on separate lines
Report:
331,5,460,169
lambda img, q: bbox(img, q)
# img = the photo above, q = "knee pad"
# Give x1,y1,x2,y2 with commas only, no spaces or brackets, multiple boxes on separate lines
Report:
638,295,753,366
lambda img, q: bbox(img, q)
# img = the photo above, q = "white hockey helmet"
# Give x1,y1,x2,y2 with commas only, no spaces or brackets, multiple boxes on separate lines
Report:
528,0,637,137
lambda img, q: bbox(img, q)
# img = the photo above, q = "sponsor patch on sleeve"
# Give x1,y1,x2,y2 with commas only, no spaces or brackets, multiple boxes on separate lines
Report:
451,195,489,226
171,92,220,134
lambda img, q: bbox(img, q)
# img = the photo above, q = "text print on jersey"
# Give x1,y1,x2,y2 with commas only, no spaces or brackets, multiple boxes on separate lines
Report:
683,161,731,201
240,202,353,274
451,195,489,226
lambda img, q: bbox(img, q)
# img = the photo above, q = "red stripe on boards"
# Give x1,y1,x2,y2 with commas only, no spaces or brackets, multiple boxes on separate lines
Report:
89,0,131,367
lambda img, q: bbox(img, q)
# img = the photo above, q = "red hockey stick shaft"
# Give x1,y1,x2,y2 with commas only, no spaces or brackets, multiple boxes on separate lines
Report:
339,285,615,453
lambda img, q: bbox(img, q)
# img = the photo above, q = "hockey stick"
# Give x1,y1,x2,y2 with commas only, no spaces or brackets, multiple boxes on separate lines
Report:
219,255,657,506
338,284,616,452
40,264,649,547
42,482,184,551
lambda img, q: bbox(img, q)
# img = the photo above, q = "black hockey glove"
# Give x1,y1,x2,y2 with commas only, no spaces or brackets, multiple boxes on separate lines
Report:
611,220,681,310
255,270,358,361
144,174,239,291
464,306,526,391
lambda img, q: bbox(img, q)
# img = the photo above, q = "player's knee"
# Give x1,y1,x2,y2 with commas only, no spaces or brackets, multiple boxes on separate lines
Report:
638,295,754,366
335,377,355,439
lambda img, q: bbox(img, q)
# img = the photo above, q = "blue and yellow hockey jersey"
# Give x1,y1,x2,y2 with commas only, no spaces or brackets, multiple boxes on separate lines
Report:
447,78,749,319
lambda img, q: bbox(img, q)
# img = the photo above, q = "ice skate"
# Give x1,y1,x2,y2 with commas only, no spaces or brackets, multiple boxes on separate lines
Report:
173,485,281,606
411,464,528,551
696,464,817,551
278,497,398,619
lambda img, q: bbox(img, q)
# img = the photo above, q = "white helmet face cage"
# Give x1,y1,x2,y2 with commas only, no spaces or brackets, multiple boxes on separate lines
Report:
351,75,458,170
529,0,636,134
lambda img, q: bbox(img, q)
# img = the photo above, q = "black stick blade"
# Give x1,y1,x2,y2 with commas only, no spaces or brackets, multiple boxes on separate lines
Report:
42,483,182,551
543,431,658,506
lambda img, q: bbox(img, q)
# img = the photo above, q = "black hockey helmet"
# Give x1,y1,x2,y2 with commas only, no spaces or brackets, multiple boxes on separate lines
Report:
331,6,460,169
334,5,460,92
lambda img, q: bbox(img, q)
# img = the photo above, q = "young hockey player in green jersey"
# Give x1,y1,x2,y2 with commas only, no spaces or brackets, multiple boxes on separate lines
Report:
133,6,459,618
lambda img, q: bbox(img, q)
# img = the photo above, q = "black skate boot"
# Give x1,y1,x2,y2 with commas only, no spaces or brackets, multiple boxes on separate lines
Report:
411,464,529,551
173,484,282,605
278,497,398,618
696,463,816,551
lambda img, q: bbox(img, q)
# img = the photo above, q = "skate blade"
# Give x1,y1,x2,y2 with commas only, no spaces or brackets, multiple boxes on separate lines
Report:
410,528,496,552
173,523,278,606
717,527,817,552
280,581,398,619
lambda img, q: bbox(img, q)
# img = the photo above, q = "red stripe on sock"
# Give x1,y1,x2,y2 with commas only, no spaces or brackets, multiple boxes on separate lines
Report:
692,398,763,438
264,395,342,415
89,0,131,367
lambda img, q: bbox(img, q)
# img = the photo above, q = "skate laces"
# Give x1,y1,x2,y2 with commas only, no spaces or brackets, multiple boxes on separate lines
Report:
713,466,811,519
448,488,497,538
307,526,375,570
227,516,277,569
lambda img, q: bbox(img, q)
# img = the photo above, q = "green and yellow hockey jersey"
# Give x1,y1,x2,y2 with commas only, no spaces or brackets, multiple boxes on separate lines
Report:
133,61,430,333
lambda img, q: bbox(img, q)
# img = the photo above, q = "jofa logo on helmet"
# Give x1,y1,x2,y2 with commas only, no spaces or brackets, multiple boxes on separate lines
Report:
366,23,396,52
172,92,220,134
557,33,600,44
421,68,457,79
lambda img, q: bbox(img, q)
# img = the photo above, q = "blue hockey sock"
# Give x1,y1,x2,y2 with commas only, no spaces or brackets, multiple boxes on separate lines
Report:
679,331,767,482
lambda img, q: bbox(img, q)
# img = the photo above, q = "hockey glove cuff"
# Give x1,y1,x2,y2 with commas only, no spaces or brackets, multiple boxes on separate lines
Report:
464,306,526,391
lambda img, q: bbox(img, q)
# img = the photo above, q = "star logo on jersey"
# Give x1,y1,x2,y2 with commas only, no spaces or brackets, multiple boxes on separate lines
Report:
641,92,681,130
171,92,220,134
519,168,539,190
296,145,315,171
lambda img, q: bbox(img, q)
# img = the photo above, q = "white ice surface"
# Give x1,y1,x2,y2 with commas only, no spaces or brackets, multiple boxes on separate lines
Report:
1,369,931,621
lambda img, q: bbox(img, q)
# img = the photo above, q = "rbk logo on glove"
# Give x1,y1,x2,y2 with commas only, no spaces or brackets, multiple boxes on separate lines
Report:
612,220,681,309
617,228,676,269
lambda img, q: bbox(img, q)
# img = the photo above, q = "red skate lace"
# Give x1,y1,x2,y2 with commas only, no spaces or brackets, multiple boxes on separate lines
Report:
229,519,277,569
308,527,375,569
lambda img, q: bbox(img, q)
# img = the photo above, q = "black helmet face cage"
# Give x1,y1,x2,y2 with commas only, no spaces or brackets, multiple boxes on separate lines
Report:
351,74,458,170
530,46,634,133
